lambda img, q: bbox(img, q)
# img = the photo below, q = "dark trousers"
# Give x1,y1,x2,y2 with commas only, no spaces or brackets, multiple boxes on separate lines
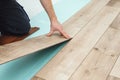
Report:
0,0,31,35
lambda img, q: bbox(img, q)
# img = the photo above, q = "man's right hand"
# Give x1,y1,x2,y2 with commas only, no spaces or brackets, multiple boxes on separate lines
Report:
47,21,71,39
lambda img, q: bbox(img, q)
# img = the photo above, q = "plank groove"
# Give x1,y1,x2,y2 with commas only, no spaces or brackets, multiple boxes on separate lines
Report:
32,6,119,80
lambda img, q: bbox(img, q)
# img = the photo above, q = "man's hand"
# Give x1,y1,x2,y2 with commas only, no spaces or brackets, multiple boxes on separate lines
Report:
40,0,70,39
47,21,70,39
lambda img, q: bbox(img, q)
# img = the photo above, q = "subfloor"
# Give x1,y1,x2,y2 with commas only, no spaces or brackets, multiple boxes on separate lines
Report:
32,0,120,80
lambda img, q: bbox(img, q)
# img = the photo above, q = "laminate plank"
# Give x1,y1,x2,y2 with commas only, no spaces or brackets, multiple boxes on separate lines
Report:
107,0,120,30
108,0,120,9
110,14,120,30
109,56,120,79
103,3,120,80
0,0,110,64
69,26,120,79
107,75,120,80
32,6,119,80
107,5,120,80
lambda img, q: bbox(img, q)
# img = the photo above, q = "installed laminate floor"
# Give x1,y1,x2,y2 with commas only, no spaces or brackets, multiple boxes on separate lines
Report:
32,0,120,80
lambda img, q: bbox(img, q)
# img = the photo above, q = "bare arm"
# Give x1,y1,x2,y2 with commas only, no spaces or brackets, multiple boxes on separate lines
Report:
40,0,70,39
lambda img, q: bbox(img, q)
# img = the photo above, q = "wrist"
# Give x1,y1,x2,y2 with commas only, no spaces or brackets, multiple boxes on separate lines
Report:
50,17,58,23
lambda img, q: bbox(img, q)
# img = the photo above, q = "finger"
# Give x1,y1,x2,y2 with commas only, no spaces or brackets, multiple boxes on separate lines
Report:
59,30,71,39
47,30,54,37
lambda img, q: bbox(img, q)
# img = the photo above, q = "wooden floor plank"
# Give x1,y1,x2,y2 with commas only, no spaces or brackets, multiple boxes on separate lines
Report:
110,14,120,30
32,6,119,80
107,0,120,9
106,1,120,80
0,0,110,64
107,75,120,80
107,0,120,30
69,21,120,80
109,56,120,79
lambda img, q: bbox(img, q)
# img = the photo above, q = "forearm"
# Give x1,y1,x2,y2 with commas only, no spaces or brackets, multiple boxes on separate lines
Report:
40,0,70,39
40,0,58,23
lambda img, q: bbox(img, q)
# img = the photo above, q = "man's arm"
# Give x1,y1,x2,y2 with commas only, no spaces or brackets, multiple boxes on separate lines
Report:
40,0,70,39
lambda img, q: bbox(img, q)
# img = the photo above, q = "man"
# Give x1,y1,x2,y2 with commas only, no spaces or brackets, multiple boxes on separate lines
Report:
0,0,70,39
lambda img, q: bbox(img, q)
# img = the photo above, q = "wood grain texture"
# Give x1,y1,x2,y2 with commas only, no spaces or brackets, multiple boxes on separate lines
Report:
109,56,120,79
110,14,120,30
107,0,120,9
106,1,120,80
107,75,120,80
107,0,120,30
33,6,119,80
0,0,110,64
69,28,120,80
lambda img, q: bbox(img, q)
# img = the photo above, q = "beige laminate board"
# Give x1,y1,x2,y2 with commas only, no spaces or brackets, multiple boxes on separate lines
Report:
107,76,120,80
110,14,120,30
109,56,120,79
69,28,120,79
0,0,110,64
108,0,120,9
107,3,120,79
32,6,119,80
107,0,120,30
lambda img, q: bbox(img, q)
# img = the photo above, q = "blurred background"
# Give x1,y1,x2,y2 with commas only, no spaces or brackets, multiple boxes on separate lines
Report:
17,0,59,18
